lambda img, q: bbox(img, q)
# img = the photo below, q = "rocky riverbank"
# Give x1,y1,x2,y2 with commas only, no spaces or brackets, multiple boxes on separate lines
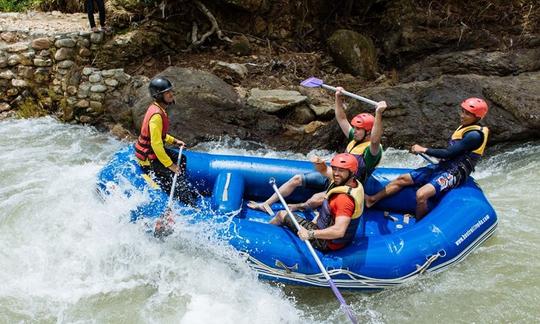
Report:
1,6,539,152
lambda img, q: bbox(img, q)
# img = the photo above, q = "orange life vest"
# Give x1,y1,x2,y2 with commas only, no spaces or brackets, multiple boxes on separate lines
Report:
134,103,170,161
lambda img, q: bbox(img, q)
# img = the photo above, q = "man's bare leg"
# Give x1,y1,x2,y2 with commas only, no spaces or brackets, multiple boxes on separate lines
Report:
415,183,436,220
365,173,414,208
269,210,287,225
288,191,325,211
248,174,304,213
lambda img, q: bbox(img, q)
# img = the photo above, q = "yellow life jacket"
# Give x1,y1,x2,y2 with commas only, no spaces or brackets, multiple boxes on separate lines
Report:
317,179,365,247
345,140,371,155
325,179,364,220
451,124,489,156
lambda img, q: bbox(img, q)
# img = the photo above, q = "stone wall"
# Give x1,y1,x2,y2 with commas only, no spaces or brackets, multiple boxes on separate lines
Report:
0,30,130,123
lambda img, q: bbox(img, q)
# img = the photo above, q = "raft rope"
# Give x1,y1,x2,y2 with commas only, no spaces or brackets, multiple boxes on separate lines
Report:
239,250,446,289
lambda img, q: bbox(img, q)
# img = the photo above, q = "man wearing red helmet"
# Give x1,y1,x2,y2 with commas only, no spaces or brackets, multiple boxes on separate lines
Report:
270,153,364,251
365,97,490,220
248,87,386,215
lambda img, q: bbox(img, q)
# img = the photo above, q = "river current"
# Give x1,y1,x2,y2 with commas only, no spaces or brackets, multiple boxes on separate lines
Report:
1,117,538,323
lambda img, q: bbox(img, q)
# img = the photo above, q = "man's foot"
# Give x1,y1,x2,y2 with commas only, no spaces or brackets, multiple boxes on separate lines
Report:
91,27,99,32
247,201,275,216
365,194,377,208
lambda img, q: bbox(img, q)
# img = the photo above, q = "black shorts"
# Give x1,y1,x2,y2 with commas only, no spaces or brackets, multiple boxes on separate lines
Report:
282,212,329,251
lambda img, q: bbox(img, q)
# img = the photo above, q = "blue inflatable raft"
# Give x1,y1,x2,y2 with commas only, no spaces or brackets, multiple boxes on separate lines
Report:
96,145,497,290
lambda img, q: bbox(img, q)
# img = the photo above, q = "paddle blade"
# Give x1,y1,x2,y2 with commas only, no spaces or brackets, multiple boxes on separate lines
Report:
300,77,324,88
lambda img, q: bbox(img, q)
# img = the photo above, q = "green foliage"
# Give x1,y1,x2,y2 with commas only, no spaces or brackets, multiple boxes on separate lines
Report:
0,0,36,12
16,99,48,119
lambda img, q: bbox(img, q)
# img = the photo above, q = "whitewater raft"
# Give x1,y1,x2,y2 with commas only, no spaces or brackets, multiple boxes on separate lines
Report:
96,145,497,290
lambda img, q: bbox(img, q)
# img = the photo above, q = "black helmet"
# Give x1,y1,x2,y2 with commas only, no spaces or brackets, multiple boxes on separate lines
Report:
149,77,173,100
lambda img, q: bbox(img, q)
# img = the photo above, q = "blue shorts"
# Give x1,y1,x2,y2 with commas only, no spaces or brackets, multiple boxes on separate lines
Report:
301,171,329,191
409,164,465,199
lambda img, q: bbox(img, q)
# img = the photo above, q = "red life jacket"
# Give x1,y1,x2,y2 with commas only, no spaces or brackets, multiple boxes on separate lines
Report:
135,102,170,161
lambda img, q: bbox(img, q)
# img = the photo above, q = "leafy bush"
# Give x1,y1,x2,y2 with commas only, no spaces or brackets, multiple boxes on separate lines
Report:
0,0,36,11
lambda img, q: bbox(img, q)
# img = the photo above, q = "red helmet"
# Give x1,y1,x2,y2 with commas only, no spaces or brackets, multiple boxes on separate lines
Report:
461,98,488,118
351,113,375,131
330,153,358,174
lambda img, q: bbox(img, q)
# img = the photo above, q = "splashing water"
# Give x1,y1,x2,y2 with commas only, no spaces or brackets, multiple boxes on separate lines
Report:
1,117,539,323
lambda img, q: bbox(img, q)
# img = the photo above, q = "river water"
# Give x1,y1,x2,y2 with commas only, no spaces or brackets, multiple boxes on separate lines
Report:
1,117,539,323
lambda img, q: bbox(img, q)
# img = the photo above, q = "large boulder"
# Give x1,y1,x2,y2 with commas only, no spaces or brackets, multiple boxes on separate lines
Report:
402,48,540,82
327,29,377,79
127,67,282,145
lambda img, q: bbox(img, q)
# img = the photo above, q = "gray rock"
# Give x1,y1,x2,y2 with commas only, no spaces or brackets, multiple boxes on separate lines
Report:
78,47,92,58
90,92,105,101
76,100,89,108
55,38,76,48
82,67,94,75
38,50,50,57
229,35,251,56
101,69,115,77
33,58,53,67
78,82,91,98
57,60,74,69
11,79,28,87
89,73,102,83
402,48,540,82
90,32,103,44
0,70,15,79
104,78,118,87
7,54,21,66
247,88,307,113
6,43,29,53
90,84,107,93
289,105,316,124
54,47,73,61
0,102,11,112
213,60,248,79
77,38,90,48
113,70,130,84
327,29,377,79
309,104,334,118
89,100,103,111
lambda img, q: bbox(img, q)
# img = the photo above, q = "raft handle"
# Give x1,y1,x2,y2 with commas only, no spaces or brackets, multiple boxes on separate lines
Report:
275,260,299,274
416,249,446,274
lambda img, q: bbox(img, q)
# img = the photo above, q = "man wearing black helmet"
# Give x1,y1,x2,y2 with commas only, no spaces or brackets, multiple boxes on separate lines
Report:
135,77,195,205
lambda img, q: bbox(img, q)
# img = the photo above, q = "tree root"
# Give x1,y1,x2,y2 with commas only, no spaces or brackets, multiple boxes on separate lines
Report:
188,0,232,51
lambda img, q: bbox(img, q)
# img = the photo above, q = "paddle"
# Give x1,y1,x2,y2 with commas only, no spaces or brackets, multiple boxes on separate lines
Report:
301,77,378,106
154,145,184,237
269,178,358,324
419,152,437,164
